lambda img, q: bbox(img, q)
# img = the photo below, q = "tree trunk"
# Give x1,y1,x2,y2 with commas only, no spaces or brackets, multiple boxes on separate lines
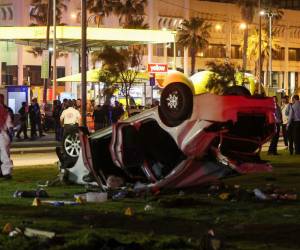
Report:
242,25,249,72
190,48,196,75
265,59,269,96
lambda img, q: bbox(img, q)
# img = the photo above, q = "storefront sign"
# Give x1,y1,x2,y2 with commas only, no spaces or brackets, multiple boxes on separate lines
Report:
148,63,168,73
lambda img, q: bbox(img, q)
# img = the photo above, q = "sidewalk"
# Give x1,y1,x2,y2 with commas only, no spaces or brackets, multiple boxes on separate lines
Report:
11,131,60,153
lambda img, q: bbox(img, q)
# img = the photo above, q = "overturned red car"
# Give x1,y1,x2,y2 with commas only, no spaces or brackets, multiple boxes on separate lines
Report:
58,71,276,190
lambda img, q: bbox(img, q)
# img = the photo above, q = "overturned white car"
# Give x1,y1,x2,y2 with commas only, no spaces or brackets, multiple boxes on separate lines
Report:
57,71,275,191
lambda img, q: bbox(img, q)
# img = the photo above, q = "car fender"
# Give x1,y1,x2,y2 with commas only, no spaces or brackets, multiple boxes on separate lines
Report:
162,71,195,94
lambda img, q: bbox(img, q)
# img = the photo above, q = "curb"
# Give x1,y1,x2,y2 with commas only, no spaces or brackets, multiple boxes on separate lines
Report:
11,147,57,154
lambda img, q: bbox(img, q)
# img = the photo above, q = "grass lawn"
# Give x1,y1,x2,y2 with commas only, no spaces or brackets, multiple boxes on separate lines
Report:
0,150,300,250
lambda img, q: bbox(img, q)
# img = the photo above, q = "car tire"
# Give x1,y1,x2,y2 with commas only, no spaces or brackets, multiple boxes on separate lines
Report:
223,86,251,96
63,131,81,161
160,83,193,126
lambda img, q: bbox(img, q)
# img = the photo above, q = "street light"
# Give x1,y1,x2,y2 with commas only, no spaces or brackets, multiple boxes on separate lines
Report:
239,23,247,30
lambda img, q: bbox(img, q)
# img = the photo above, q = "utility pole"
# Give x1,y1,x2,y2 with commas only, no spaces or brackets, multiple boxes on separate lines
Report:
81,0,87,126
43,0,52,104
53,0,57,100
258,0,262,94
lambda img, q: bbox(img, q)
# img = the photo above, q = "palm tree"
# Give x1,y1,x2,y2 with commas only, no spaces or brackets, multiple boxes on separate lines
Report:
237,0,258,72
87,0,114,27
177,17,211,75
113,0,147,28
29,0,68,103
30,0,68,25
206,60,240,94
247,28,280,92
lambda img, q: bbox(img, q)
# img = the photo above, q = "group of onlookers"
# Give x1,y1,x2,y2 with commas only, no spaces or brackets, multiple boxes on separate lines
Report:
93,101,125,131
268,94,300,155
15,97,45,140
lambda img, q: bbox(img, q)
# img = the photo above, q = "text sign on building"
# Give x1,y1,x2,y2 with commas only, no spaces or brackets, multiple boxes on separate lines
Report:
148,63,168,73
41,50,49,79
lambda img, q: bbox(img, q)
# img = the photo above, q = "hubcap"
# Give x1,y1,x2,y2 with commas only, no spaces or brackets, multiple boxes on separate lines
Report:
166,92,179,109
64,134,80,157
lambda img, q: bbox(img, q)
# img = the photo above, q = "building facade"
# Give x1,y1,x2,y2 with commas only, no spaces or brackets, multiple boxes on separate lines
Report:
1,0,300,96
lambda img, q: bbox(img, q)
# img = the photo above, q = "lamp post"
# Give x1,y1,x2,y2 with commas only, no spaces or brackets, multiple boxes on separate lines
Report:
81,0,87,126
258,0,262,94
52,0,57,100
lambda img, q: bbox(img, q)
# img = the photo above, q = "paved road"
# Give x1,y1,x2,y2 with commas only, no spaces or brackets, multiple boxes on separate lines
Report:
11,151,58,167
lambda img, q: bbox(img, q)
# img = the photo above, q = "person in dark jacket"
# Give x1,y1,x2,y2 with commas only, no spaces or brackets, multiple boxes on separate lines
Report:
268,96,283,155
16,102,28,139
112,101,124,123
29,98,44,139
53,100,63,141
93,105,106,131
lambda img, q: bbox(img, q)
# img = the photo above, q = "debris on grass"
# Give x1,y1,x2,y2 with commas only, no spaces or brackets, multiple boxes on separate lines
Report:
32,198,80,207
106,175,124,190
253,188,268,200
2,223,14,234
13,189,49,198
24,228,55,239
200,229,224,250
86,192,108,203
144,204,154,212
112,190,128,200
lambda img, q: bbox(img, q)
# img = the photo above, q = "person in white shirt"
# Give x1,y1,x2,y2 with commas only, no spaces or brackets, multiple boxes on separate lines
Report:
0,96,14,180
60,100,81,140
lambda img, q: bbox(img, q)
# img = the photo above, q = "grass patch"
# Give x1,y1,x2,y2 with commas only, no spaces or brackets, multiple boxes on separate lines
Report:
0,151,299,249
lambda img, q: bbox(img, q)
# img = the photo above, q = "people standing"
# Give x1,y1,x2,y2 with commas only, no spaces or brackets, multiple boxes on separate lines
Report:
16,102,28,140
0,100,14,180
112,101,124,124
0,94,14,123
53,100,63,141
288,94,300,154
60,100,81,141
281,95,289,148
29,98,44,139
93,105,106,130
268,96,283,155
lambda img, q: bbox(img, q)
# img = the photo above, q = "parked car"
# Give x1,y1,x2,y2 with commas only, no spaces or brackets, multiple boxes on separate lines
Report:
57,71,275,190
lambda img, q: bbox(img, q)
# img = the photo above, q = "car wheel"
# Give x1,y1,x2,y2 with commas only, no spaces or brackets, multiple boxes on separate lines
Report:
160,83,193,126
63,132,81,159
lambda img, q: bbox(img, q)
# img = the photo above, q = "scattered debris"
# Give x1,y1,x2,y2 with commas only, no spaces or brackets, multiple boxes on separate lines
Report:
32,198,80,207
253,186,298,201
112,190,128,201
8,228,22,237
178,190,185,196
144,204,154,212
253,188,268,201
14,189,49,198
200,229,224,250
24,228,55,239
207,183,298,202
133,182,148,192
106,175,125,189
2,223,13,234
86,192,108,203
